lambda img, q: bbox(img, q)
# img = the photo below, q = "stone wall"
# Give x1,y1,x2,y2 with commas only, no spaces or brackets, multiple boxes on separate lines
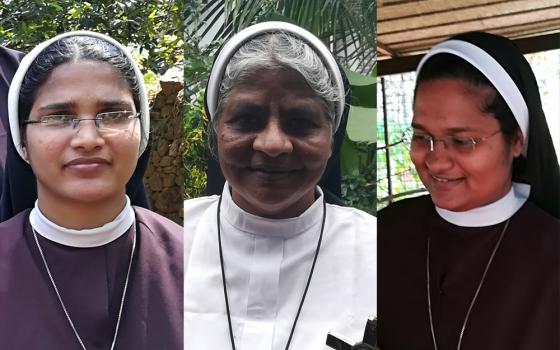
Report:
143,79,183,225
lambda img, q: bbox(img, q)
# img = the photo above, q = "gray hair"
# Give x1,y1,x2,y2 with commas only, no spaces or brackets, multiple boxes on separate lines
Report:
208,31,341,155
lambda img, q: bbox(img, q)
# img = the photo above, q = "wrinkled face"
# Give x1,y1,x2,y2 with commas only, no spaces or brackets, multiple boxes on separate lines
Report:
217,67,333,218
410,78,523,211
24,60,141,206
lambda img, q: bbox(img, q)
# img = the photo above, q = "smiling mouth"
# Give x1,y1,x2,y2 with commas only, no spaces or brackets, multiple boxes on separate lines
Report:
247,167,299,180
430,174,464,183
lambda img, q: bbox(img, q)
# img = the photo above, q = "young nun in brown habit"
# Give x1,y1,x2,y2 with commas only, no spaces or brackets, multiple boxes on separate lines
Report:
0,31,183,349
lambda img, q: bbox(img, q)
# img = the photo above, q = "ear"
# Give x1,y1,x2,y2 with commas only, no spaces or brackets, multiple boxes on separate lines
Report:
21,143,30,161
511,128,524,158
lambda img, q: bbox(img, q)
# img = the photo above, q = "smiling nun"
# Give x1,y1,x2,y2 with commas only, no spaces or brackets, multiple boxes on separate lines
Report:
184,22,376,349
0,31,182,349
378,32,560,350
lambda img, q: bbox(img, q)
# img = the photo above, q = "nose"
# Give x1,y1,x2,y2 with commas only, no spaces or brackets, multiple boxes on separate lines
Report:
253,119,293,157
425,141,453,172
69,119,105,151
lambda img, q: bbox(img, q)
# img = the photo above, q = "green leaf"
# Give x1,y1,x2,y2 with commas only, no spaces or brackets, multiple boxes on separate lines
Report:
346,105,376,143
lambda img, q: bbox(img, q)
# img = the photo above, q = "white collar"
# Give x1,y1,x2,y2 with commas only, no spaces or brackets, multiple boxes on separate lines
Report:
435,182,530,227
221,182,324,239
29,196,135,248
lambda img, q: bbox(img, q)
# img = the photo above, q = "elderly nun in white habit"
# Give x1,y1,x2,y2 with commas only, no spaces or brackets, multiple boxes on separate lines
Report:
184,22,376,350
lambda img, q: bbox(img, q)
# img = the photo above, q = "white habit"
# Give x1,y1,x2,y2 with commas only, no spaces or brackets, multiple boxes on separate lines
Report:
184,183,376,349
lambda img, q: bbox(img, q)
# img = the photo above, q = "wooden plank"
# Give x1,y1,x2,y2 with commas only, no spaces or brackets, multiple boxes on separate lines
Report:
386,20,560,54
377,41,398,57
380,7,560,43
379,0,559,34
378,32,560,76
385,20,560,51
378,0,502,20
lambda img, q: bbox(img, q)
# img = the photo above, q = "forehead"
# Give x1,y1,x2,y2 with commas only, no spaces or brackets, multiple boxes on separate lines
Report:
32,60,133,107
232,67,318,97
413,78,498,131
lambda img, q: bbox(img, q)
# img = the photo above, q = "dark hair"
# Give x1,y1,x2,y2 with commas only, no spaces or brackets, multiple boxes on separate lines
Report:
413,53,519,144
18,35,141,141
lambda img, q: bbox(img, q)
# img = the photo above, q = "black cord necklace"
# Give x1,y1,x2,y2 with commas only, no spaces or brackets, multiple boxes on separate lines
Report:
217,194,327,350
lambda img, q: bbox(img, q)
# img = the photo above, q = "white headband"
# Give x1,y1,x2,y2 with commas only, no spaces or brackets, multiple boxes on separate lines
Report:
417,39,529,156
206,21,346,131
7,30,150,161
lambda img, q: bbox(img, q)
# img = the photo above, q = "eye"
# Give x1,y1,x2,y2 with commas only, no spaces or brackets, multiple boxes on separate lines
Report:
99,111,132,125
283,117,320,136
41,115,74,127
410,133,431,143
449,136,475,150
227,113,264,131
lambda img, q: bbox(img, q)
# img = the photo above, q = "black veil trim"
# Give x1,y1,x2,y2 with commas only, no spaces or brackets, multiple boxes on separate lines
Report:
452,32,560,219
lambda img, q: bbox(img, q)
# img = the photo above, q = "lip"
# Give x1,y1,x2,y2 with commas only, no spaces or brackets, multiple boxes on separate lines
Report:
64,157,111,171
429,174,464,190
247,165,299,181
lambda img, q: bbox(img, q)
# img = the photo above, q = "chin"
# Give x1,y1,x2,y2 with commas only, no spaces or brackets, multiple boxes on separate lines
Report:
431,196,473,212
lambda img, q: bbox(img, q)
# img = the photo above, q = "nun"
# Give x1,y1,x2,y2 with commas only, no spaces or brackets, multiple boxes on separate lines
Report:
378,32,560,350
0,31,183,349
184,22,377,349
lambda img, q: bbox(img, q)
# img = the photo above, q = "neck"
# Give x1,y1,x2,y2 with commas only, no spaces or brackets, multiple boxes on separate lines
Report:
231,188,316,219
37,190,127,229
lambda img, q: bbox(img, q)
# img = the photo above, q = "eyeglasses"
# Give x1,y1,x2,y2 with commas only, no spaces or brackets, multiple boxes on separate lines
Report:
23,111,140,132
409,129,502,154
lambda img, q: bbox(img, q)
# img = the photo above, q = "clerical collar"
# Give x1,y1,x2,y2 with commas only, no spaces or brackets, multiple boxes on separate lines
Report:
221,182,324,239
29,196,135,248
435,182,530,227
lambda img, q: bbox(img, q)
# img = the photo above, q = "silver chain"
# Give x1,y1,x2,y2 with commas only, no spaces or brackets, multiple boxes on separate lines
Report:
427,219,510,350
33,225,136,350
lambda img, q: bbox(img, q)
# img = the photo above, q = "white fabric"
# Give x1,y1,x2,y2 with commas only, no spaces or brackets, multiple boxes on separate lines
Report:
29,195,134,248
435,182,530,227
184,184,376,350
416,39,529,156
7,30,150,161
205,21,346,131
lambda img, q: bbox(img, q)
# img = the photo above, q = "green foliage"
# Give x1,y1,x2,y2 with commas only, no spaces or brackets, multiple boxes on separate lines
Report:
183,89,208,200
341,156,376,215
185,0,375,74
0,0,183,74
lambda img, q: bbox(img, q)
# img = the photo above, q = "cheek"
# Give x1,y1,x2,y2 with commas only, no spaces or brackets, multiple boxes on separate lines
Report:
218,130,254,159
294,137,331,168
26,133,65,163
409,150,426,170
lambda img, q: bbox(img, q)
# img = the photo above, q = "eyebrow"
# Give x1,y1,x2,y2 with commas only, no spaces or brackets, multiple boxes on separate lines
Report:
38,102,75,111
411,122,475,133
229,101,268,115
100,99,134,108
37,99,133,112
281,105,321,119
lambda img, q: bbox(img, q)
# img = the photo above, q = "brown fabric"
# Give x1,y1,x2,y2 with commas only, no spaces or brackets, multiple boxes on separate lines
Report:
0,206,183,349
378,195,559,350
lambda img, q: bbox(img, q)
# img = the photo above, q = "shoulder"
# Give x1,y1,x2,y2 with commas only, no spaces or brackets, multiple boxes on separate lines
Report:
326,203,376,226
0,209,31,255
0,209,30,233
183,195,219,229
515,200,560,233
378,195,433,223
133,206,183,245
325,204,377,244
184,195,219,215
